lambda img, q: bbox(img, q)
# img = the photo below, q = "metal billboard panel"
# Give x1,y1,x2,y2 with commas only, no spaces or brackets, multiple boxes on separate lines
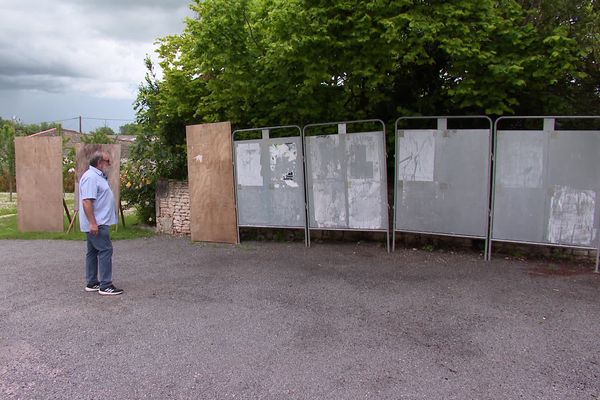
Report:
234,133,306,229
394,125,491,239
492,128,600,248
305,128,388,232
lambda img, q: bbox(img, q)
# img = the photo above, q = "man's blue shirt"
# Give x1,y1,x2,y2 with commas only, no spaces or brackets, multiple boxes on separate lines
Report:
79,166,117,232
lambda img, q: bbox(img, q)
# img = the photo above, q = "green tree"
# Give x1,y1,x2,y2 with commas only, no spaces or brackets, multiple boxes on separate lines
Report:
143,0,587,131
14,121,61,136
514,0,600,114
0,123,17,200
125,56,191,223
131,0,597,220
119,122,143,136
82,127,116,144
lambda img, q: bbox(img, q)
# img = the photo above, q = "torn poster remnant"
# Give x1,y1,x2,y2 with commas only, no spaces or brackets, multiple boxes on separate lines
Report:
312,181,347,228
270,142,299,188
397,130,435,182
282,171,299,187
346,132,385,229
547,186,596,246
348,180,384,229
235,142,263,187
308,135,342,180
497,131,544,189
270,143,297,170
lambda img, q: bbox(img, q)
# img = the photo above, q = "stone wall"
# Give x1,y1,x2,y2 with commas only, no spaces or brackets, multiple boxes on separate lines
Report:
155,179,191,236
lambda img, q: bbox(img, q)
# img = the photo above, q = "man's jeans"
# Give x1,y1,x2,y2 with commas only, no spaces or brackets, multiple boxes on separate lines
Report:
86,225,113,289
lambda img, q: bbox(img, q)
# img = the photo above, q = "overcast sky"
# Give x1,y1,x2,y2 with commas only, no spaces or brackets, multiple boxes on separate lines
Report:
0,0,192,132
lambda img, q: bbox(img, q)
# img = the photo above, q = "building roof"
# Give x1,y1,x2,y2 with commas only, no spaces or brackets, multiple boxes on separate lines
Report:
28,128,135,159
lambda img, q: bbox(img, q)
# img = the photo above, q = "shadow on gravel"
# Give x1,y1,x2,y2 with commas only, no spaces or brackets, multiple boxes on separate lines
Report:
527,261,599,277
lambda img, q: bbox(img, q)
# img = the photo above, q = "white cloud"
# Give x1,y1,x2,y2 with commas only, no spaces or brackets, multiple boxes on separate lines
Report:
0,0,192,123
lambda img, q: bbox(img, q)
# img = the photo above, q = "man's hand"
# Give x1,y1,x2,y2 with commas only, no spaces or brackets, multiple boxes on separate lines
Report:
89,223,99,236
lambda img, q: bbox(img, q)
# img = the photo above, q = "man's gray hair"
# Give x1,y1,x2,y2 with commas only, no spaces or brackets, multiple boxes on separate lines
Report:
89,151,105,167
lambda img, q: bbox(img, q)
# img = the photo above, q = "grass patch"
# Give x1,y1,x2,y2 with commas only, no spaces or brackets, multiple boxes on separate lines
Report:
0,207,16,216
421,244,435,252
0,192,17,214
0,213,155,241
0,193,152,240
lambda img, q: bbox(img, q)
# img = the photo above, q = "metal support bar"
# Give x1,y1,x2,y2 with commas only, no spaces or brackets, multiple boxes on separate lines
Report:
593,152,600,271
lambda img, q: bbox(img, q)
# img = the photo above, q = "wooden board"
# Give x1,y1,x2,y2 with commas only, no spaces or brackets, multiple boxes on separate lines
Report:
74,144,121,214
15,136,64,232
186,122,238,244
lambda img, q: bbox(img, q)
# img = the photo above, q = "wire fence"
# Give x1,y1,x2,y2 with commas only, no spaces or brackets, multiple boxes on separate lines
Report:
50,116,135,134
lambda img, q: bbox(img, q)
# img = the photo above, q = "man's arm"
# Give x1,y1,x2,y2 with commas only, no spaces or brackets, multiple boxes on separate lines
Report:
82,199,98,235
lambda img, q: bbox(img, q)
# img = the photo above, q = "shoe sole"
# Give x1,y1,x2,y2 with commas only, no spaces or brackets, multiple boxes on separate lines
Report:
85,287,100,292
98,290,123,296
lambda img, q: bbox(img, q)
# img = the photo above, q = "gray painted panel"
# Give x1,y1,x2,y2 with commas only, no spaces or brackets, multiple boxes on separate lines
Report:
310,179,347,228
234,136,305,228
492,187,547,243
546,131,600,246
395,129,490,237
547,131,600,189
396,181,442,232
306,131,388,230
492,129,600,247
496,130,546,189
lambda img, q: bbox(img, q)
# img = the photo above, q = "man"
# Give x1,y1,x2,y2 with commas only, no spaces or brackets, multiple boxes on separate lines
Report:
79,150,123,296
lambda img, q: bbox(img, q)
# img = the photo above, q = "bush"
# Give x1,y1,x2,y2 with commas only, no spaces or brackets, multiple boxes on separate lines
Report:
120,129,187,225
121,159,156,225
63,148,76,193
0,171,15,192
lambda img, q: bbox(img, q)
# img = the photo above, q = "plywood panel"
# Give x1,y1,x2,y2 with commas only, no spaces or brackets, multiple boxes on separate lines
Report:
74,144,121,214
15,136,64,232
187,122,238,244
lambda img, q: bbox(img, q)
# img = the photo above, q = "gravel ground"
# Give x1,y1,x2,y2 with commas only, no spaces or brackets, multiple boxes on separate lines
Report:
1,237,599,400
